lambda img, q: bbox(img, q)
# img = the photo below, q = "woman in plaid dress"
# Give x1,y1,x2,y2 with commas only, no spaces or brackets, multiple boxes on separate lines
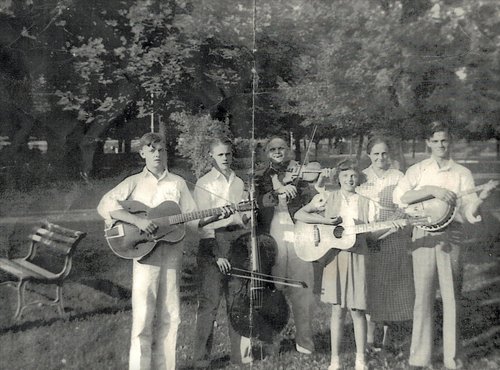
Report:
358,137,414,350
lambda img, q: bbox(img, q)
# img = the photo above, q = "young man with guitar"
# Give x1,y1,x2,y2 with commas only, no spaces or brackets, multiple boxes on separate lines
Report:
192,137,253,368
97,133,197,370
393,122,496,370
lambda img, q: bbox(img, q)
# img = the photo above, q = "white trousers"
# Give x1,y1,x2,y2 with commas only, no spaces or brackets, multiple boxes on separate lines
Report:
129,244,182,370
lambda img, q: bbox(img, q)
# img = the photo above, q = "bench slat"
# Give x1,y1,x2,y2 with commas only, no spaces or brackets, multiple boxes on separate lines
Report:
30,234,72,254
15,259,59,280
45,222,84,238
0,258,57,280
35,228,76,244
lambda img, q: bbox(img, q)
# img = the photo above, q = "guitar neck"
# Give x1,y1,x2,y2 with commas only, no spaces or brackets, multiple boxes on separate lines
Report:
347,219,408,235
168,207,227,225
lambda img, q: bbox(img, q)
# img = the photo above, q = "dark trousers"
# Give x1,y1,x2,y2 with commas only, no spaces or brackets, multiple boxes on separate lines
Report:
193,238,251,366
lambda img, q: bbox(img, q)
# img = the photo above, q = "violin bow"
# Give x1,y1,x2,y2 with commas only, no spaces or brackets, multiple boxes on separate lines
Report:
293,123,318,186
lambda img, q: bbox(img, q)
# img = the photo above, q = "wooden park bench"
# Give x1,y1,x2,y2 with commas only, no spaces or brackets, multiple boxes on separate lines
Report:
0,221,86,320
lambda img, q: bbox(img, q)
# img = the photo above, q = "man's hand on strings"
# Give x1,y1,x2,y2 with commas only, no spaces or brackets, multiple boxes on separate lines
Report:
277,184,298,199
217,258,232,274
135,217,158,235
429,186,456,205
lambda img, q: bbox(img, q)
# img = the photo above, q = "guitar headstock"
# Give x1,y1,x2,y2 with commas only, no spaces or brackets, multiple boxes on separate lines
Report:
234,200,258,212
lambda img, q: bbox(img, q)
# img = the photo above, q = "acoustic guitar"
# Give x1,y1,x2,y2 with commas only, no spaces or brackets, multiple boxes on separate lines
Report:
294,216,428,262
404,180,498,232
105,200,253,259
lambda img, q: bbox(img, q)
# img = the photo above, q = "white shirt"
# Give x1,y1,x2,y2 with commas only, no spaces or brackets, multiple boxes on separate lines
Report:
194,167,247,239
393,157,481,223
97,167,197,227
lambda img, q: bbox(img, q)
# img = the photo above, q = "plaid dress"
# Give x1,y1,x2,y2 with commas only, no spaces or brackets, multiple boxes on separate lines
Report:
358,166,414,322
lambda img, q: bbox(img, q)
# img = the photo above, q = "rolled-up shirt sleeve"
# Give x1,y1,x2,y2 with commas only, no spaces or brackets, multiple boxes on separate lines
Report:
393,164,420,207
178,179,198,230
97,178,136,221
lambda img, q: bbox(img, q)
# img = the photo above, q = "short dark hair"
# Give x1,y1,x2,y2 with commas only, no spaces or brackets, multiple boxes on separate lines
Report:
209,137,233,152
366,136,392,155
426,121,451,139
139,132,164,147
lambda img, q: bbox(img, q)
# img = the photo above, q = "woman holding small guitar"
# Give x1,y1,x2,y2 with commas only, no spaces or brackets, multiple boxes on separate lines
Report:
295,159,405,370
393,122,496,370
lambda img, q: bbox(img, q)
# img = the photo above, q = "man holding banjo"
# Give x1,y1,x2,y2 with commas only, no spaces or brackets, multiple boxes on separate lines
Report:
393,121,496,370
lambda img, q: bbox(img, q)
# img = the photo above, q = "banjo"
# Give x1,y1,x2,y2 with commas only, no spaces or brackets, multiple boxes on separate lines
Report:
404,180,498,232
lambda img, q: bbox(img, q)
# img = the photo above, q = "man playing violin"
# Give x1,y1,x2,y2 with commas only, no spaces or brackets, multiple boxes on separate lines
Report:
192,137,253,368
254,136,322,355
393,122,495,370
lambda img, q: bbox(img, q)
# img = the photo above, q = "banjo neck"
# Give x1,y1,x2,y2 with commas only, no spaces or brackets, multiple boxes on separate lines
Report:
457,183,491,199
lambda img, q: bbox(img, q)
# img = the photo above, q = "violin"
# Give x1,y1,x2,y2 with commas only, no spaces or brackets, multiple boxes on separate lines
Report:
281,160,324,184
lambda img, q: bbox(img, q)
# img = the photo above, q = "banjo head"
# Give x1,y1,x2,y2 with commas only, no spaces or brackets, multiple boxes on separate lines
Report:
405,198,457,232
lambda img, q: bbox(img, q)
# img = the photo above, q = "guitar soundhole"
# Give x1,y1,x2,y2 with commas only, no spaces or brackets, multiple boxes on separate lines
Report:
333,225,344,239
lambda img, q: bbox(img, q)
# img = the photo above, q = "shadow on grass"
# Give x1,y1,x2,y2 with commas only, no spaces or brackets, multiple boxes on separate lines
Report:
79,278,131,300
0,304,131,335
432,281,500,364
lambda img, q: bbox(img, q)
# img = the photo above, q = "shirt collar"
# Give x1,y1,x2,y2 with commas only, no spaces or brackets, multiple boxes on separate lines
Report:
142,166,169,180
427,157,456,172
209,166,234,182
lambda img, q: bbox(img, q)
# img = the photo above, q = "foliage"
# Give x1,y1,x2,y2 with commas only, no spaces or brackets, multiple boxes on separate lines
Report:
173,112,231,178
1,0,500,180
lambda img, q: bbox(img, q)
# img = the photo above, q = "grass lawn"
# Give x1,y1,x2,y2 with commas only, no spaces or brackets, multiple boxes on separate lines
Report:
0,154,499,370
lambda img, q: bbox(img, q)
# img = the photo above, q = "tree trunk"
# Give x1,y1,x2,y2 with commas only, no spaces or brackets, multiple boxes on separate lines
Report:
314,139,321,160
158,116,167,143
294,134,302,161
412,138,416,158
356,134,364,160
124,139,131,153
398,139,407,172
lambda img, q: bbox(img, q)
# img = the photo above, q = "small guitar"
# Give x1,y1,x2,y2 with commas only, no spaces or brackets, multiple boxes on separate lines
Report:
294,216,428,262
404,180,498,232
105,200,254,259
